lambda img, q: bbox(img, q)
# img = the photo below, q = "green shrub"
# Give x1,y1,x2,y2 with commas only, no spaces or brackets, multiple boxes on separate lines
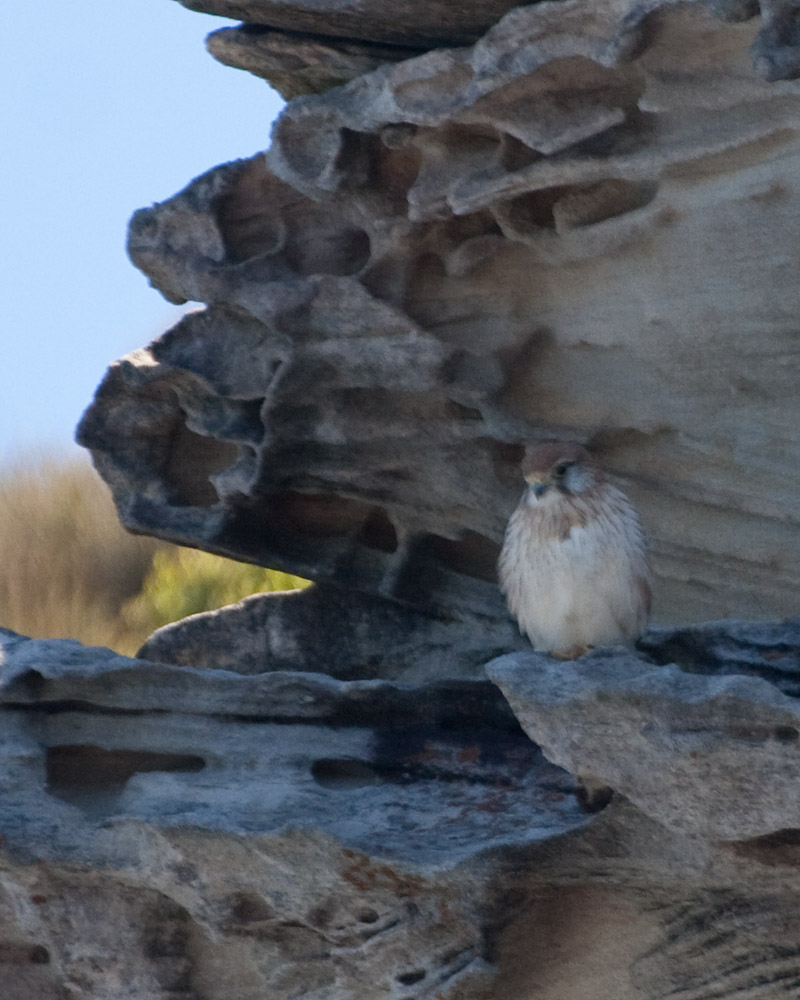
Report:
122,547,308,633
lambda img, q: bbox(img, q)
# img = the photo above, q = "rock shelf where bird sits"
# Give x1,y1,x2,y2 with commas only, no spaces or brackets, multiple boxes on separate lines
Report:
3,618,800,998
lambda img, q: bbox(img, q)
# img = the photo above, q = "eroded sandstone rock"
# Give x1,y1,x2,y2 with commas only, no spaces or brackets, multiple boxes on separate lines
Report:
0,627,583,999
206,27,419,97
4,625,800,998
137,582,528,681
79,0,800,630
487,618,800,840
178,0,527,47
53,1,800,996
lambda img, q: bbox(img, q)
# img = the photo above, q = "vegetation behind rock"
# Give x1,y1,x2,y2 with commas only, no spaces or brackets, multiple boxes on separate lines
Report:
0,455,305,656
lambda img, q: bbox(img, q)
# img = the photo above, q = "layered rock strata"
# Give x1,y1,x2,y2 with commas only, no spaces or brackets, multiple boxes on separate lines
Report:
80,0,800,631
20,0,800,996
3,621,800,999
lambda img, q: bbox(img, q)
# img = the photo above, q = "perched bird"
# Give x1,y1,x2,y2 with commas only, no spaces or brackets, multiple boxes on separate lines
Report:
498,440,651,659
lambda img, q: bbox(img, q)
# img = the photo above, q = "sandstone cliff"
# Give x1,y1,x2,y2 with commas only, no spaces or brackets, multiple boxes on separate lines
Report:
2,1,800,997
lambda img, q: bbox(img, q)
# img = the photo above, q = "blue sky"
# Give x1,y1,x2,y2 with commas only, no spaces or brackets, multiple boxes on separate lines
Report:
1,1,284,463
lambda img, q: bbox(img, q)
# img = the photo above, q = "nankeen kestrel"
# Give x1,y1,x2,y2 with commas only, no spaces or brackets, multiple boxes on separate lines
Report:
498,441,651,659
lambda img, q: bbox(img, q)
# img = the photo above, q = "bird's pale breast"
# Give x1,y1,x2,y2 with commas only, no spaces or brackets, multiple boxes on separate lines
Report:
498,484,649,653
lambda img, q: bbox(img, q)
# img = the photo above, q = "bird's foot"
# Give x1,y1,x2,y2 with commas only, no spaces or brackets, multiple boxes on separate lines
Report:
550,644,592,660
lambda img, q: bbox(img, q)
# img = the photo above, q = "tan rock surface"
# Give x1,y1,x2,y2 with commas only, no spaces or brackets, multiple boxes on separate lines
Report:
80,0,800,631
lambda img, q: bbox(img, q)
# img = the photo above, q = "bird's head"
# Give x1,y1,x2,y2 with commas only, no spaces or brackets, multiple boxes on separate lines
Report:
520,440,602,503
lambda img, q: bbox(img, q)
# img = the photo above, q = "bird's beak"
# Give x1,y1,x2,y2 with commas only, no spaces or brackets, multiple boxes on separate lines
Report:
524,475,549,498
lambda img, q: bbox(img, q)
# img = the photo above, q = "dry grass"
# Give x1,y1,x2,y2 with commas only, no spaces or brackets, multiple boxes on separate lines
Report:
0,453,165,654
0,453,308,658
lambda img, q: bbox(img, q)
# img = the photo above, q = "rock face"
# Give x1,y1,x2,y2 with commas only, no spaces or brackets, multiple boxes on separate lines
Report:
4,623,800,999
13,0,798,996
79,0,800,631
179,0,527,47
0,627,585,1000
488,619,800,840
137,583,528,682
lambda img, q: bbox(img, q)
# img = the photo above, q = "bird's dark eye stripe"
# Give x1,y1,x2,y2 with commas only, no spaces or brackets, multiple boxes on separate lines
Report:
553,461,572,477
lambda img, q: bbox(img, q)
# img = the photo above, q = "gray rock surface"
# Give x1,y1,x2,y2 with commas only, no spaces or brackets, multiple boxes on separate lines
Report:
487,617,800,839
5,625,800,999
0,628,580,864
0,627,582,999
137,582,527,680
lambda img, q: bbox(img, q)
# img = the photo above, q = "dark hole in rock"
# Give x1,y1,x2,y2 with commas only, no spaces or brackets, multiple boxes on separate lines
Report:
225,397,267,444
747,828,800,847
229,892,275,924
576,782,614,813
730,828,800,867
440,347,504,397
637,632,713,671
0,942,51,965
442,206,505,245
774,726,799,743
573,109,653,157
357,506,399,553
263,490,383,538
491,438,527,476
396,969,427,985
357,909,380,924
306,903,334,928
375,141,423,209
285,225,371,276
361,254,409,304
212,157,287,262
312,758,385,789
314,723,555,797
444,399,484,421
422,530,501,583
143,906,191,962
250,491,398,566
163,420,238,507
221,496,346,572
502,186,572,233
46,745,206,818
6,669,45,702
335,128,379,190
500,133,541,172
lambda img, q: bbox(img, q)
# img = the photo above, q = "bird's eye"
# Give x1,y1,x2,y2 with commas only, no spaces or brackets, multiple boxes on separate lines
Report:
553,461,572,478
